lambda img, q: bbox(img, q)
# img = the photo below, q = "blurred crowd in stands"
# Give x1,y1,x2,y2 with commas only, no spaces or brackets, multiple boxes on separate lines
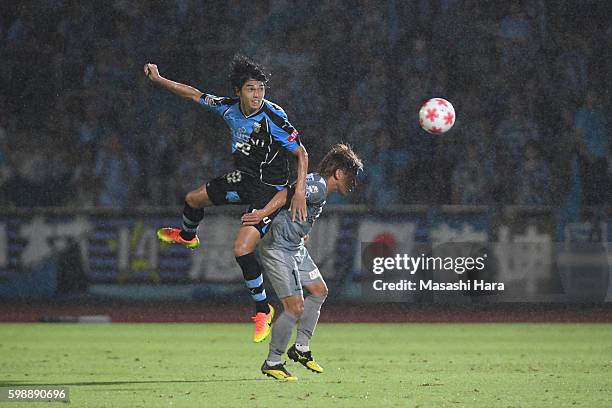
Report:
0,0,609,212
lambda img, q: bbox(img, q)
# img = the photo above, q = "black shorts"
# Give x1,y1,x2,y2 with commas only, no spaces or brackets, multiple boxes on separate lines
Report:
206,170,285,236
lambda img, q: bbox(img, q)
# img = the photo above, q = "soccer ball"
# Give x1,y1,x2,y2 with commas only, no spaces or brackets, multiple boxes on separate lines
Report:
419,98,456,134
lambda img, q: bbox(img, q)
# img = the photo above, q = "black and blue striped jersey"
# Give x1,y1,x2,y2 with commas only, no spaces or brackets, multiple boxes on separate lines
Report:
199,94,301,186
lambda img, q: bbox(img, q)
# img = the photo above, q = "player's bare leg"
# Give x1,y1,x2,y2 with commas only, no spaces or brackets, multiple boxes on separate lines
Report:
233,225,260,257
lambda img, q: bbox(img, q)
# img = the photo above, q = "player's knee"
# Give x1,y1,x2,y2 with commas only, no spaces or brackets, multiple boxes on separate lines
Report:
289,302,304,317
233,241,245,257
185,190,200,207
233,229,258,257
308,281,328,298
233,240,255,257
285,298,304,317
185,188,209,208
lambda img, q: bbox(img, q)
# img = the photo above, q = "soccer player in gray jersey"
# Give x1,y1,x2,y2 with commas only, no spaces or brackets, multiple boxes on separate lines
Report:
242,144,363,381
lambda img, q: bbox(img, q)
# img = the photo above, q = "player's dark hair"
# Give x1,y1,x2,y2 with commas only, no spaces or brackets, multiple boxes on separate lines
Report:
229,54,269,92
319,143,363,179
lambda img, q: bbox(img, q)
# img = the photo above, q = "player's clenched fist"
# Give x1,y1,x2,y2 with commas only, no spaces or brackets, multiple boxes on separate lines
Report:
144,63,160,82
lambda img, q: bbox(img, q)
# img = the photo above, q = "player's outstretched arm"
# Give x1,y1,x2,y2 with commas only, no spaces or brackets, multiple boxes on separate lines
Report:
144,63,203,103
290,145,308,222
241,189,288,226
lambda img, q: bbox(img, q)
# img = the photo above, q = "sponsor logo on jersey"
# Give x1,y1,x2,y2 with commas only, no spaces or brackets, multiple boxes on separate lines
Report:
308,269,321,280
236,127,249,142
288,130,299,142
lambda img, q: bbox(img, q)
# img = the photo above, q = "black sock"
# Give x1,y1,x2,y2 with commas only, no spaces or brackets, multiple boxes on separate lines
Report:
180,201,204,240
235,252,270,314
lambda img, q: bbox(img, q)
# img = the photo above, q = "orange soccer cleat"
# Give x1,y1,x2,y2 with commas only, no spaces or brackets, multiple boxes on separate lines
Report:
251,304,275,343
156,227,200,249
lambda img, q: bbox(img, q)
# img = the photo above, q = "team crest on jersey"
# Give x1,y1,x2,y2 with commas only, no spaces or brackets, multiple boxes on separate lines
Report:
252,122,261,133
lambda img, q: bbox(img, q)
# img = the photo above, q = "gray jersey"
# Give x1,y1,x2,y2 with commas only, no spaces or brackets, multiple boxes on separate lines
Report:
261,173,327,252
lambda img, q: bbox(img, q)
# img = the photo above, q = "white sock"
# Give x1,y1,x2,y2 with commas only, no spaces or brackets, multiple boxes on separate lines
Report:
295,343,310,352
266,359,282,366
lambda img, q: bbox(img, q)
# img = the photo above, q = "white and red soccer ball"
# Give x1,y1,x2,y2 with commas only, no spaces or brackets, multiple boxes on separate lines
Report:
419,98,456,134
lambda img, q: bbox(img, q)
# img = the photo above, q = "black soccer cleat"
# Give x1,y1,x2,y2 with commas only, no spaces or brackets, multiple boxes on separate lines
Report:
287,344,324,373
261,361,297,381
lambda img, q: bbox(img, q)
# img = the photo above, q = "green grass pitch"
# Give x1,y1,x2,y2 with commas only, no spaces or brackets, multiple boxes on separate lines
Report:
1,323,611,407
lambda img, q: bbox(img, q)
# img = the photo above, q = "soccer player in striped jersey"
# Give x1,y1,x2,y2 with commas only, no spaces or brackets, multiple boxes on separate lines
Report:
144,55,308,343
